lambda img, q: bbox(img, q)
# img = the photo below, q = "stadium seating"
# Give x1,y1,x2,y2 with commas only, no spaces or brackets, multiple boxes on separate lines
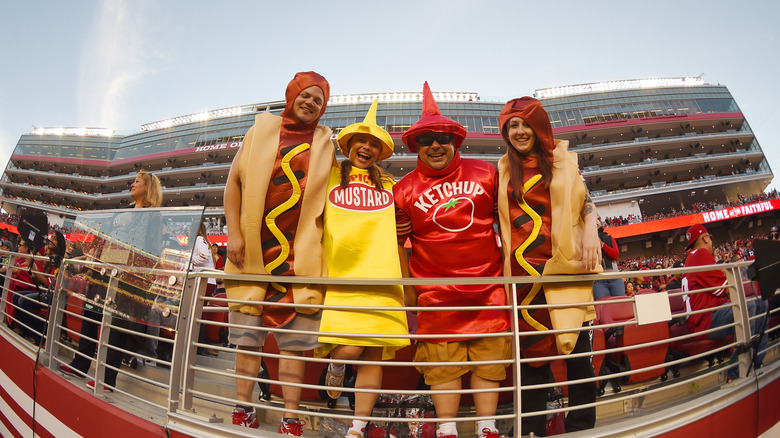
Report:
597,296,669,392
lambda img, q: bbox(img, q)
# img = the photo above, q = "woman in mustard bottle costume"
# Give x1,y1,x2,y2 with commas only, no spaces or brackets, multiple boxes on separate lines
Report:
318,100,409,438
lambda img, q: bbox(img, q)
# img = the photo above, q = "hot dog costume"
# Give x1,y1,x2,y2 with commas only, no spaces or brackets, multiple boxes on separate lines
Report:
225,72,334,328
496,97,603,359
394,83,510,341
318,100,409,359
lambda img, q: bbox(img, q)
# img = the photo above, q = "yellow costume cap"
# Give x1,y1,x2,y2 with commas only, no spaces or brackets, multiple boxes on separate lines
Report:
336,99,394,161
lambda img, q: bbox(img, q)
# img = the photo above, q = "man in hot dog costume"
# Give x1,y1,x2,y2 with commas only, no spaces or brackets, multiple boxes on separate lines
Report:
496,97,601,435
224,71,334,435
394,82,509,438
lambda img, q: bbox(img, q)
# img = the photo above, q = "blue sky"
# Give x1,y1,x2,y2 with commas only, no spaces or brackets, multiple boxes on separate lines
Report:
2,1,779,190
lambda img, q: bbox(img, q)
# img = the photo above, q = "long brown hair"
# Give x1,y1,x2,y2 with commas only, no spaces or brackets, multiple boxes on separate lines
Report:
339,159,392,192
502,125,554,202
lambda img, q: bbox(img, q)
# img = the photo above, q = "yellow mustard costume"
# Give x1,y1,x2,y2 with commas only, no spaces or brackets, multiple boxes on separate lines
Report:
317,166,409,359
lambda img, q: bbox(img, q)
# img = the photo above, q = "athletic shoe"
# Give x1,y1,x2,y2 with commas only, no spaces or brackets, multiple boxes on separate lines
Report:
231,407,259,428
278,419,306,436
86,380,113,393
325,366,344,399
477,428,499,438
59,364,80,378
436,428,456,438
345,429,364,438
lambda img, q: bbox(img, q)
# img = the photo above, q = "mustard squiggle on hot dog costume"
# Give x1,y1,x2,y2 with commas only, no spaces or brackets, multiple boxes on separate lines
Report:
496,97,603,357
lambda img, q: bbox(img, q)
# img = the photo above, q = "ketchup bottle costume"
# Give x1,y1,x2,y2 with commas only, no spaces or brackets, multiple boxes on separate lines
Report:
394,83,509,341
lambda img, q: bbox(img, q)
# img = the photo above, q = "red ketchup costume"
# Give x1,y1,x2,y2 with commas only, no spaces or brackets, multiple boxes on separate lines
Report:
393,83,509,340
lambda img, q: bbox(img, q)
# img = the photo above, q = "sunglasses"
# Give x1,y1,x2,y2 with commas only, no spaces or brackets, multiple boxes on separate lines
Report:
417,133,453,147
771,233,780,240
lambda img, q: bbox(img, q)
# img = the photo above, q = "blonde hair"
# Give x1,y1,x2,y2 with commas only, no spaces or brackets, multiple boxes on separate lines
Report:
134,169,163,207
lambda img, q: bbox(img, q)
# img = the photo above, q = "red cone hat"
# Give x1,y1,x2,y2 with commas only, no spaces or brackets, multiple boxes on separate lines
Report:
402,82,467,152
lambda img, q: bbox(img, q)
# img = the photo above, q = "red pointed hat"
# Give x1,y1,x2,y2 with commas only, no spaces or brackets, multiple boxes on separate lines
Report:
499,97,555,154
402,82,467,152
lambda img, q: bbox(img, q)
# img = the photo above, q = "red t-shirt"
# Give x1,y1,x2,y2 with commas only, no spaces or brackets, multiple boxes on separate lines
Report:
684,248,729,333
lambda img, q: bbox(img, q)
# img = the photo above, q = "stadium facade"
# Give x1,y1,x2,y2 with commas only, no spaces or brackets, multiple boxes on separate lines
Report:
2,77,776,257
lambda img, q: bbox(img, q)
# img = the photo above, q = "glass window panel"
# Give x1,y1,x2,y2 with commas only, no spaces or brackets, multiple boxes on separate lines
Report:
66,206,205,329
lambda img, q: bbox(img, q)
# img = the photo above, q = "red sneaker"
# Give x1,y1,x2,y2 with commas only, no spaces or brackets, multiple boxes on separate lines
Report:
231,407,259,428
279,419,306,436
436,428,456,438
59,364,80,378
85,380,113,393
477,428,500,438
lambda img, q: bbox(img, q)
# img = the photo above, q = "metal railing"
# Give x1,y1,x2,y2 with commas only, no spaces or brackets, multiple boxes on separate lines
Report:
0,255,776,437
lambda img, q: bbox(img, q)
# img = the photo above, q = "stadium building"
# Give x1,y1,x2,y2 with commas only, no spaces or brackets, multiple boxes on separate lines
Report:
1,77,777,256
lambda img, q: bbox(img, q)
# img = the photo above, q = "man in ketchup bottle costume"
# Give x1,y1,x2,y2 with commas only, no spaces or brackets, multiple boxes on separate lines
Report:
393,82,510,438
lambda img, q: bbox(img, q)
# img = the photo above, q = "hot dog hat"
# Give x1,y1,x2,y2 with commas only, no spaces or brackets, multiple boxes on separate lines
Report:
499,96,555,154
402,82,467,152
336,99,394,161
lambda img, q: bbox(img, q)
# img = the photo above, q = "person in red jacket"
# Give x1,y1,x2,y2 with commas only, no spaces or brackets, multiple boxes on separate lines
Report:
593,217,625,299
683,223,767,379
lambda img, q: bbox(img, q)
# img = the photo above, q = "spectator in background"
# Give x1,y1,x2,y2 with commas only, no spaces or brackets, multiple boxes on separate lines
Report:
770,226,779,241
192,223,218,357
211,243,224,270
4,239,33,333
625,281,637,297
651,262,667,292
593,217,625,300
15,232,66,345
683,223,767,380
666,261,684,290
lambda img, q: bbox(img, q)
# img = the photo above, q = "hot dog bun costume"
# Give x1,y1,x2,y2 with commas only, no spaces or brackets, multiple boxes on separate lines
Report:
394,83,510,341
225,72,335,327
318,100,409,359
496,97,602,358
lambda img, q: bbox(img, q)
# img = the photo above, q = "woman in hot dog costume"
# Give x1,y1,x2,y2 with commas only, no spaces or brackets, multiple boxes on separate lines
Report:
224,71,335,434
317,100,409,438
496,97,601,435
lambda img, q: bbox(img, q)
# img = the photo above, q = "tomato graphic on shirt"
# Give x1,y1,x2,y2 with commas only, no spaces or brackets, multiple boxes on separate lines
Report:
433,197,475,232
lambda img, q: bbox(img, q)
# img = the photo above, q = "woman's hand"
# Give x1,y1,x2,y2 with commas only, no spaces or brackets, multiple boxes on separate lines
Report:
579,186,602,271
580,227,601,271
226,233,245,271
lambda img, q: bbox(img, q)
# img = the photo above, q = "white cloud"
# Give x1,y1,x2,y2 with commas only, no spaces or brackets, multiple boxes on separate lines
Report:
77,0,161,128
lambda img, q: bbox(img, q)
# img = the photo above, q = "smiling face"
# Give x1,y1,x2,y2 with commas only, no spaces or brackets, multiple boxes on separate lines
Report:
417,132,456,170
506,117,538,156
347,134,382,169
292,86,325,124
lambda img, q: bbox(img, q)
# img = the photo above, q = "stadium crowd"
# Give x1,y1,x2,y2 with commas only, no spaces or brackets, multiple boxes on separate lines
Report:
602,189,779,226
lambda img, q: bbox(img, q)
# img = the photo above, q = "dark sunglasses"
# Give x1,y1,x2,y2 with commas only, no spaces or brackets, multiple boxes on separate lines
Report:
771,233,780,239
417,133,453,147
